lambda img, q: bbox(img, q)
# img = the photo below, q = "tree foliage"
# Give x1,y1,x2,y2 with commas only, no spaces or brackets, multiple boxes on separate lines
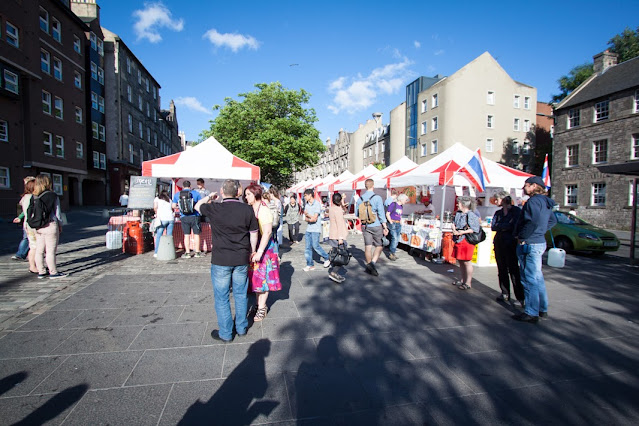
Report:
201,82,324,188
551,63,594,103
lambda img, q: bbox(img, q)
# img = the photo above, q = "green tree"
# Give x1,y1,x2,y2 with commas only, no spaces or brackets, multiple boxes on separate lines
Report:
551,63,594,103
608,26,639,62
201,82,324,188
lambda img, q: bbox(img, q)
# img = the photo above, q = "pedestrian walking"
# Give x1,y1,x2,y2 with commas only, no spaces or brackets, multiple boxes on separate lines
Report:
451,196,480,290
385,193,409,261
244,183,282,322
268,186,284,248
12,177,37,272
195,179,259,342
512,176,557,323
283,194,302,245
355,179,389,276
31,174,66,279
302,189,331,271
327,193,348,283
491,191,524,306
153,190,175,258
172,180,204,258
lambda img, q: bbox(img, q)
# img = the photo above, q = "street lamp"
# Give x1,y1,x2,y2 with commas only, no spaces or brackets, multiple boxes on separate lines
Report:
372,112,382,163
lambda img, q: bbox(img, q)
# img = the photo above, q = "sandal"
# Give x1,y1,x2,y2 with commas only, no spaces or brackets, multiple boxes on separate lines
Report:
254,306,268,322
451,279,462,286
458,283,472,290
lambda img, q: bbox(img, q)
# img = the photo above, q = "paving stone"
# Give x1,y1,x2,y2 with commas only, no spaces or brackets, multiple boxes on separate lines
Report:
109,305,185,327
62,308,124,329
177,304,216,323
0,385,87,425
51,326,143,355
0,356,67,397
0,329,76,359
222,338,317,377
127,322,207,350
14,310,83,331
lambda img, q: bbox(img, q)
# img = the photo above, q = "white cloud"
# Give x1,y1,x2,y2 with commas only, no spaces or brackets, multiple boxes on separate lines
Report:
414,41,421,49
174,97,212,115
328,57,415,114
434,49,445,56
132,2,184,43
202,29,260,52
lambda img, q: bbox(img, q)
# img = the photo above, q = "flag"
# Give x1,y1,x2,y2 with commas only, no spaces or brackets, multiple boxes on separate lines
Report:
462,149,490,192
542,153,551,189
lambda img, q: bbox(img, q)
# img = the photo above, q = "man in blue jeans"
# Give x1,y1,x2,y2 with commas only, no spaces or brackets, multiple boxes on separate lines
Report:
302,189,331,271
196,180,258,342
513,176,557,324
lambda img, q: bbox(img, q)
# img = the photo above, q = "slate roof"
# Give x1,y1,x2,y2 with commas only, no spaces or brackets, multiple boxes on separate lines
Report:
558,55,639,110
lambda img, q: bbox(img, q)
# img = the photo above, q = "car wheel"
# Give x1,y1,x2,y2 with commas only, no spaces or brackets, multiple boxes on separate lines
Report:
554,236,573,252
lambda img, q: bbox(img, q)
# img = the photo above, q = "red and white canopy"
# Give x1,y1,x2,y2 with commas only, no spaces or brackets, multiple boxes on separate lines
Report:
353,156,418,189
316,170,353,192
333,164,381,191
142,136,260,182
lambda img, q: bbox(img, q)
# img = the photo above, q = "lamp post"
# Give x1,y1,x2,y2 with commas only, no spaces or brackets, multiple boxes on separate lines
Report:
372,112,382,163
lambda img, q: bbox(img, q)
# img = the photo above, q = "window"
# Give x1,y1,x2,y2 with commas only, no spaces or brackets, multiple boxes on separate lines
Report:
97,39,104,56
51,18,61,42
421,121,427,135
97,67,104,85
146,78,150,92
630,182,636,207
146,127,150,143
138,122,143,138
513,118,520,131
42,91,51,114
93,151,100,168
90,32,97,51
91,92,98,110
368,147,372,157
129,144,134,163
592,139,608,164
138,69,141,84
146,102,150,117
524,119,530,132
98,96,104,113
39,8,49,33
512,140,520,155
127,114,133,133
55,135,64,157
75,107,82,124
76,141,83,158
43,132,52,155
432,93,438,108
6,22,19,48
432,117,438,131
487,91,495,105
153,86,157,100
635,90,639,113
139,149,143,165
138,95,143,110
568,108,580,128
100,153,106,169
154,132,157,146
487,115,494,128
566,144,579,167
127,85,132,102
592,183,606,206
363,148,367,159
54,97,63,120
153,109,157,122
99,124,105,141
513,95,520,108
0,167,9,188
41,50,51,74
0,120,8,142
421,99,427,113
431,140,438,154
524,97,531,109
486,138,493,153
92,122,99,139
126,57,131,74
380,142,385,153
53,58,62,80
73,35,81,54
594,100,609,122
3,70,18,94
632,133,639,160
90,62,97,80
74,71,82,89
565,184,578,205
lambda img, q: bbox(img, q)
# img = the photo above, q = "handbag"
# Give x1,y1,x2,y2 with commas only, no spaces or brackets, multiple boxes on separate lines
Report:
150,217,160,234
329,243,351,267
464,214,486,245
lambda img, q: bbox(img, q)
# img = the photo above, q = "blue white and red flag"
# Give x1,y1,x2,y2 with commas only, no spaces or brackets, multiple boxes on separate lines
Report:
463,149,490,192
542,153,551,189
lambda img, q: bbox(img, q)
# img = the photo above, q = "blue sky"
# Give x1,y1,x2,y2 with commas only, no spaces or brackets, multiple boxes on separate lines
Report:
100,0,639,144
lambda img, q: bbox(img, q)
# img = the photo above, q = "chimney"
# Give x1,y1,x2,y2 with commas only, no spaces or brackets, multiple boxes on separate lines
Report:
325,137,331,148
70,0,100,21
593,50,618,73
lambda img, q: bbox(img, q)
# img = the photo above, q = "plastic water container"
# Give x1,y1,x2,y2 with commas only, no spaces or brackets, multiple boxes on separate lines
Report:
547,248,565,268
106,230,123,250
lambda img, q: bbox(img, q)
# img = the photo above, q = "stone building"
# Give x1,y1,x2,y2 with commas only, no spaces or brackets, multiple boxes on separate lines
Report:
362,123,390,168
552,51,639,230
294,129,352,183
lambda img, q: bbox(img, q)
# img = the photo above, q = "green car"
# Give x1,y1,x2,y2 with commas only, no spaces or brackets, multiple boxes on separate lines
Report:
545,211,620,254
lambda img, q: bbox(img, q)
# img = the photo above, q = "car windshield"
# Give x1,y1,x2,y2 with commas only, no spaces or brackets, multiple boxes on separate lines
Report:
555,211,588,225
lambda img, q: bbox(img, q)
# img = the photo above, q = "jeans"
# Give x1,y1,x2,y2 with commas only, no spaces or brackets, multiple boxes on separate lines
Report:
305,231,329,267
35,221,59,275
517,242,548,316
16,230,29,258
210,264,249,340
154,220,174,254
388,222,401,254
288,222,300,243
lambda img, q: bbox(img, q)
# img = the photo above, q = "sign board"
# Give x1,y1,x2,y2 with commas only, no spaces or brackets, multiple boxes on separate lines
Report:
127,176,157,209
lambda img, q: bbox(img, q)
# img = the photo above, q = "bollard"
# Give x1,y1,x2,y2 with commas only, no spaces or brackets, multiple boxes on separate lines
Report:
157,235,176,260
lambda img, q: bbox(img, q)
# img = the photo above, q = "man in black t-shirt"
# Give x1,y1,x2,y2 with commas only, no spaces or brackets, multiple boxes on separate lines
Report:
196,179,259,342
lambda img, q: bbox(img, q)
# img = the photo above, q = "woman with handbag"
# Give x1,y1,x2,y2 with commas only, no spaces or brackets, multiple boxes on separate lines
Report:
451,196,480,290
327,193,348,283
32,174,66,279
153,191,175,258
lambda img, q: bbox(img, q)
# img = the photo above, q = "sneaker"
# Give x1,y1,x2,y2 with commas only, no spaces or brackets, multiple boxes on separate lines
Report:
323,259,331,268
37,273,48,279
303,266,315,272
496,294,510,302
328,272,343,283
181,252,193,259
193,252,204,258
153,253,158,258
11,255,27,261
539,312,549,319
388,253,398,261
513,300,525,309
512,312,539,323
365,262,379,276
49,272,67,279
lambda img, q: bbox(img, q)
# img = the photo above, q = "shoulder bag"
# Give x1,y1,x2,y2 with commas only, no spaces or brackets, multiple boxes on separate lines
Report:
464,214,486,245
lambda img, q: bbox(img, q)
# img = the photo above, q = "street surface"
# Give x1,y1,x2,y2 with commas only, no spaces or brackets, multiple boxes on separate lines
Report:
0,208,638,425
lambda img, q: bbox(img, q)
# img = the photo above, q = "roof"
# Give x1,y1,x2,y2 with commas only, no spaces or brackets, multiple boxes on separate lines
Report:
558,56,639,110
101,27,162,88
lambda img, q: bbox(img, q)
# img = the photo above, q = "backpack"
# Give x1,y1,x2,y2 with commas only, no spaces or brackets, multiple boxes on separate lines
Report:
268,200,281,229
358,194,382,225
178,190,195,215
27,191,52,230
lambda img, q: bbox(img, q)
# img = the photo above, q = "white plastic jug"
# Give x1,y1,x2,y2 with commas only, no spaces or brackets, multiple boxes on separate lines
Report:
106,230,123,250
547,248,565,268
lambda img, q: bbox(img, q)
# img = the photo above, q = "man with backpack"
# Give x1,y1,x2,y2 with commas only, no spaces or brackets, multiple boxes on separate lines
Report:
355,179,389,276
172,180,204,258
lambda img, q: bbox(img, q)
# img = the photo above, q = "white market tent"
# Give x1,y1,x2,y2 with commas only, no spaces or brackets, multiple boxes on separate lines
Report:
316,170,353,193
332,164,381,192
353,156,418,189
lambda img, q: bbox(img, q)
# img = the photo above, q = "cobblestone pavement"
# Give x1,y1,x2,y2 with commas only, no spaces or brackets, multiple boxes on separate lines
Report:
1,212,638,424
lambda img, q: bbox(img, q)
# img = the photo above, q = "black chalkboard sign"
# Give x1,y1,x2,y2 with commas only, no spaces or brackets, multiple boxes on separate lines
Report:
128,176,157,209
